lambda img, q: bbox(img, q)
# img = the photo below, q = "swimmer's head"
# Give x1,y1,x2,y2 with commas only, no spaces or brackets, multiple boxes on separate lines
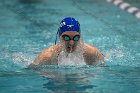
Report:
57,17,81,53
58,17,80,37
60,31,80,53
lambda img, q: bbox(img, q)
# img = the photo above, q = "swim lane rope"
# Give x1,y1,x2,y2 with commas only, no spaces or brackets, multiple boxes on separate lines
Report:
106,0,140,19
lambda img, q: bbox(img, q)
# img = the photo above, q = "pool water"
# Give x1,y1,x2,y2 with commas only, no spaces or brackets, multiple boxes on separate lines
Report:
0,0,140,93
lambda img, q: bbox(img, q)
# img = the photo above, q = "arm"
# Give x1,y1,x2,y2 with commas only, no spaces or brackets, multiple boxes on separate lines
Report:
28,46,56,68
84,44,104,65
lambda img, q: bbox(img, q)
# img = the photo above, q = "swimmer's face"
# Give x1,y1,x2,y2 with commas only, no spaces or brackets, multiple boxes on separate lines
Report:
61,31,80,53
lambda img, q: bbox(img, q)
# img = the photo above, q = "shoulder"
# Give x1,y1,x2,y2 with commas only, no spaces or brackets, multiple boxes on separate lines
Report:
82,43,104,65
28,45,61,68
38,44,62,60
41,44,61,55
83,43,100,54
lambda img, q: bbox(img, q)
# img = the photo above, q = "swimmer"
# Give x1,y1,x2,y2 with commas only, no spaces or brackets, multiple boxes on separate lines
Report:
28,17,104,68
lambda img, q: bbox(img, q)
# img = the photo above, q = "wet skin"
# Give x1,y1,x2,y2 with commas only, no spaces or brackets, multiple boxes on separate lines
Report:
28,31,104,68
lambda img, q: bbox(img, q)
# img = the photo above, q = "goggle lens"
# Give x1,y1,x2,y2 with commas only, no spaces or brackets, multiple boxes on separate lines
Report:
64,36,70,41
73,35,80,41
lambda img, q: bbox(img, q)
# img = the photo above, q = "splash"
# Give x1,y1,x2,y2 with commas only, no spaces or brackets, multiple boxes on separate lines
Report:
58,42,86,66
12,52,34,66
103,47,140,67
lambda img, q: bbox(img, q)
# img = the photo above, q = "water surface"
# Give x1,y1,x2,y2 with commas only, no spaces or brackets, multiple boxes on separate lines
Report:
0,0,140,93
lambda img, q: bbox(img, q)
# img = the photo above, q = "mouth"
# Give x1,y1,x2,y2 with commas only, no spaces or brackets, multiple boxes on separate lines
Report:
67,46,74,52
67,45,74,49
67,46,72,48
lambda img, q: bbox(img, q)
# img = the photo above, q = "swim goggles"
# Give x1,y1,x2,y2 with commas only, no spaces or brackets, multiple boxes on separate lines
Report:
62,35,80,41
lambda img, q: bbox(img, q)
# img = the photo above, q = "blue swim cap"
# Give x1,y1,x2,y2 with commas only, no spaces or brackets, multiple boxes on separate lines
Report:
58,17,80,37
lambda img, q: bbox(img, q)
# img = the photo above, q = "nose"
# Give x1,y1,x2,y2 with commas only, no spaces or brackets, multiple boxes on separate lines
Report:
69,40,75,45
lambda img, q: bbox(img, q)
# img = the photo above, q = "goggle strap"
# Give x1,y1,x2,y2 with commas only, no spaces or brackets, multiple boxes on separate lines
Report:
55,30,59,45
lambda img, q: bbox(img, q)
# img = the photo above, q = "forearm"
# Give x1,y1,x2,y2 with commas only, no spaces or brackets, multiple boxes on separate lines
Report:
28,57,51,69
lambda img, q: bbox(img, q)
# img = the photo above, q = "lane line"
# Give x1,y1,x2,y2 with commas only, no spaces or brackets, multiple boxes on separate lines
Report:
106,0,140,19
